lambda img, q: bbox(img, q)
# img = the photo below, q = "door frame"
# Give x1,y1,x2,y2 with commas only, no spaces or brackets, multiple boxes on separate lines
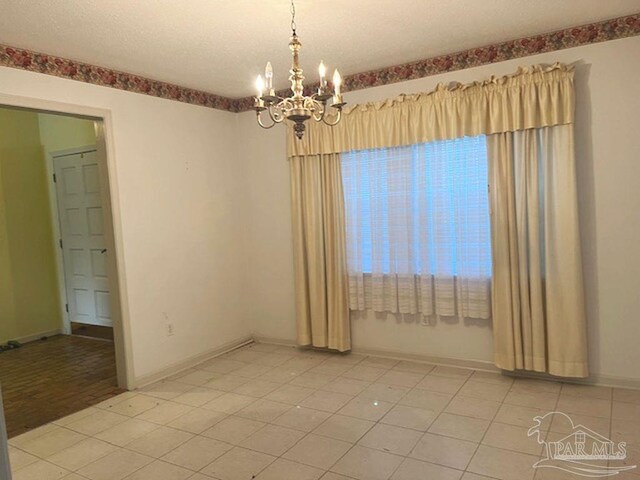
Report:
0,385,11,480
0,93,134,390
45,144,101,336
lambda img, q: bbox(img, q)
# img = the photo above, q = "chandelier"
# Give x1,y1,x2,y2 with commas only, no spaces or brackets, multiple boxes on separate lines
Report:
253,0,345,140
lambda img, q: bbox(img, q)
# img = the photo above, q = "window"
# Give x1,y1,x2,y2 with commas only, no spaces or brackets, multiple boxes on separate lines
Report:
341,135,491,318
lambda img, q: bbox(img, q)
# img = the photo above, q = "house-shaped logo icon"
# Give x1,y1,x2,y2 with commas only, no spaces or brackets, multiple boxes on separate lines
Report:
528,411,636,477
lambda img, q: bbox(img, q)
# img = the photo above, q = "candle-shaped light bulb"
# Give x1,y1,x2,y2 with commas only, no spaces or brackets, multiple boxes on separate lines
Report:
319,61,327,87
333,69,342,96
265,62,273,90
256,74,265,98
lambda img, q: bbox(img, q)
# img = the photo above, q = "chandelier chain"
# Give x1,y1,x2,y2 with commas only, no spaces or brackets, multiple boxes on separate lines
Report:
290,0,296,34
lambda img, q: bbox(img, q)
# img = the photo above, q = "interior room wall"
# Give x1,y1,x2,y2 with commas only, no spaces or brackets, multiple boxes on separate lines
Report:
238,35,640,383
0,68,251,381
2,34,637,385
0,108,61,343
38,113,96,152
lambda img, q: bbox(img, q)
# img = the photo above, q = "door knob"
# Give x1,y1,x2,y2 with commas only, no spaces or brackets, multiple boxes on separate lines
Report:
100,249,107,254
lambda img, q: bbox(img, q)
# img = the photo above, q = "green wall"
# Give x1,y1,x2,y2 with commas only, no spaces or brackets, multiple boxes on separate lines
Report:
0,147,17,342
38,114,96,152
0,109,96,343
0,108,60,342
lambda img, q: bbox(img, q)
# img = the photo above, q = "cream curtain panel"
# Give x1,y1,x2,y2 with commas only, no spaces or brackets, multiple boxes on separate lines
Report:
288,64,574,158
290,153,351,351
488,125,588,377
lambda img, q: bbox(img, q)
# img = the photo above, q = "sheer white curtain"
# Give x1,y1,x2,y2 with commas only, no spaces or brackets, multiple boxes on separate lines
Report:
341,135,491,320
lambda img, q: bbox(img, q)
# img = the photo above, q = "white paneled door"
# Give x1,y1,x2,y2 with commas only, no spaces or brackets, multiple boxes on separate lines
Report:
53,149,112,327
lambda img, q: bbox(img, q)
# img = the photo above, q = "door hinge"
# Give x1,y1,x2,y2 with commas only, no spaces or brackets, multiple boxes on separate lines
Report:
53,173,57,183
65,303,69,313
59,238,63,249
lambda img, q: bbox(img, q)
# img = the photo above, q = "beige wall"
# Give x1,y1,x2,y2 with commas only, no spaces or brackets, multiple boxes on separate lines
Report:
0,69,252,381
0,108,61,343
238,36,640,382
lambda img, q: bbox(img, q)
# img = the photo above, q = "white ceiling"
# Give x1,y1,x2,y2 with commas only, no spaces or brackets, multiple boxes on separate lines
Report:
1,0,639,98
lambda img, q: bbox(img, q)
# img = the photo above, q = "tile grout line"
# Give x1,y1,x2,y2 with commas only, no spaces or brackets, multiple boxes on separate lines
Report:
253,352,375,478
432,368,490,478
530,380,563,480
215,352,369,478
316,354,410,479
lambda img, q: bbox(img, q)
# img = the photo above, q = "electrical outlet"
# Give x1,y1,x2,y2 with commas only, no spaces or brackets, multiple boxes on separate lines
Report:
163,312,174,336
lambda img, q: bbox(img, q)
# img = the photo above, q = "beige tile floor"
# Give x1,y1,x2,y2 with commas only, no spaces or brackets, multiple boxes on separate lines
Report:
8,342,640,480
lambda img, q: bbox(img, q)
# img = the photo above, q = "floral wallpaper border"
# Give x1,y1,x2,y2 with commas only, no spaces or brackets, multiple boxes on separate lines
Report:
0,45,237,112
1,13,639,113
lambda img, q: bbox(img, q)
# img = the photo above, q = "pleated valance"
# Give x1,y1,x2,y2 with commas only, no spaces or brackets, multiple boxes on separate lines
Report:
288,63,575,158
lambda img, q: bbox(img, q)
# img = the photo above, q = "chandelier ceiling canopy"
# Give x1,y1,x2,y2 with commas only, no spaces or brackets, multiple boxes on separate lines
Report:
253,0,345,139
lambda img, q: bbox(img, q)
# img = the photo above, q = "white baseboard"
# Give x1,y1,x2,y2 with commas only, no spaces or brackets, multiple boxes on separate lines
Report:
351,345,500,373
2,328,62,345
252,335,498,372
252,336,298,348
252,336,640,390
504,369,640,390
133,336,254,389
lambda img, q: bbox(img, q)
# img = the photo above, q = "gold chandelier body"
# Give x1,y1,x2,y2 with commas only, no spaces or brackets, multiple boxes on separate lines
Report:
253,1,345,139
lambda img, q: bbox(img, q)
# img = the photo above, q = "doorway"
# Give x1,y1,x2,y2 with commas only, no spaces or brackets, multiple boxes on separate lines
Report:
50,146,114,340
0,104,130,437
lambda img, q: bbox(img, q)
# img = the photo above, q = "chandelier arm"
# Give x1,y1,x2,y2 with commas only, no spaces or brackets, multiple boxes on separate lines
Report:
256,110,277,129
267,103,286,123
311,101,326,122
322,107,343,127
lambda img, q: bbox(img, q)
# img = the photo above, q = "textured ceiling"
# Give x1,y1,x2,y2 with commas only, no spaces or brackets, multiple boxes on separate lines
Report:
1,0,639,98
